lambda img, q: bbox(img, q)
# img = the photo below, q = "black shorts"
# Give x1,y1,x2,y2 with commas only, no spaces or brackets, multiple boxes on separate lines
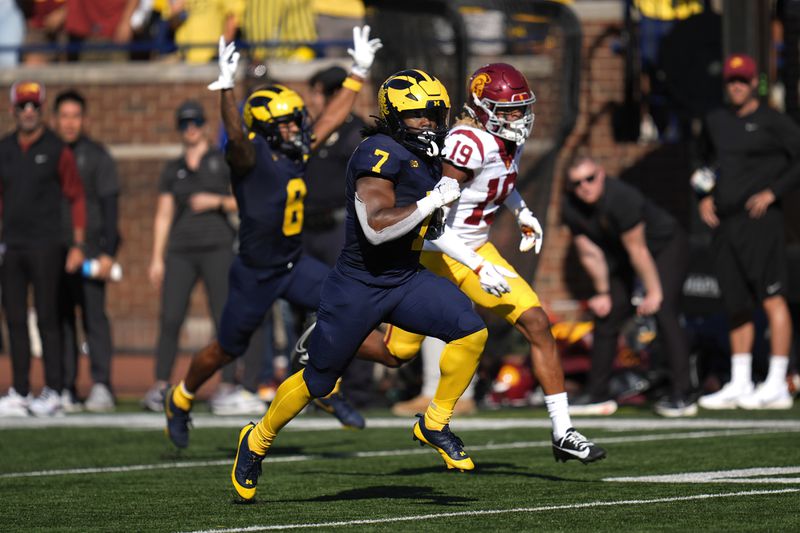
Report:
712,208,788,317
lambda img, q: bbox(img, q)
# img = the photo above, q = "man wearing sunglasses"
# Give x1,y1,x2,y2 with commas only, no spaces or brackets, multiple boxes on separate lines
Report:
562,155,695,417
0,81,87,417
695,53,800,410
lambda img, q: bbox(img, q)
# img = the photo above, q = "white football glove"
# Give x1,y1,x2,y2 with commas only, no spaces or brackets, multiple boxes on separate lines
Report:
348,25,383,78
517,207,543,254
476,260,518,297
429,176,461,208
208,37,239,91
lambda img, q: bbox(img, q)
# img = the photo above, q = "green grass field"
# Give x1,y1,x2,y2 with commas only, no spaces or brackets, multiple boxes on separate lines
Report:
1,404,799,532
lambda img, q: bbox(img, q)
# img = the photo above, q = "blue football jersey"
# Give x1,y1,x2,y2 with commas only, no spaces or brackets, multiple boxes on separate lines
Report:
337,133,442,286
229,134,307,270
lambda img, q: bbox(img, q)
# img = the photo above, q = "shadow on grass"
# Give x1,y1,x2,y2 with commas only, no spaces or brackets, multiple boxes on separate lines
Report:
270,484,477,506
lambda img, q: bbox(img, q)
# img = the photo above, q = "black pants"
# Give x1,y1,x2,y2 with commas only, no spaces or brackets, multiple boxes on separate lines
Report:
1,245,65,395
61,271,113,391
587,229,691,399
154,247,233,382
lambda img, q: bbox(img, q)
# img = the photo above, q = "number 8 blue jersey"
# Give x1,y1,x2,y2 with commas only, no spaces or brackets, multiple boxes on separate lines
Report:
337,133,442,286
229,134,307,271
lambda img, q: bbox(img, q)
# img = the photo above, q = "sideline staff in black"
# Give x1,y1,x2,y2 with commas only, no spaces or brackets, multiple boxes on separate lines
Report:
0,81,87,417
54,89,120,413
562,156,696,417
696,53,800,410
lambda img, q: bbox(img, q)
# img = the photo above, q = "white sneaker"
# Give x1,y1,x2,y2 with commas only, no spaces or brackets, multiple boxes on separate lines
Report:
61,390,84,413
141,382,166,412
0,388,32,417
29,387,64,417
698,381,753,410
85,383,115,412
737,382,794,410
210,385,266,416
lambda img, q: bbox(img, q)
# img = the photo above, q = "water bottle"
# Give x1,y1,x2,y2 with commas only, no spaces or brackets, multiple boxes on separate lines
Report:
82,259,123,282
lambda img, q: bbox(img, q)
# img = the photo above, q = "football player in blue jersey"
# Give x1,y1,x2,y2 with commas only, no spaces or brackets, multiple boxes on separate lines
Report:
231,69,489,501
163,27,384,449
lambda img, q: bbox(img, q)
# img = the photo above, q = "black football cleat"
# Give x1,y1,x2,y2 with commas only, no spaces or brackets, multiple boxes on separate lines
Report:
231,423,265,501
164,386,191,449
412,413,474,471
313,392,366,430
552,428,607,464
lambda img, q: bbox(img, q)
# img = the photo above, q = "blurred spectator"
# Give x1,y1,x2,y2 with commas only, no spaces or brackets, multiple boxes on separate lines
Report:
0,1,25,67
53,89,120,413
21,0,66,64
165,0,244,64
243,0,316,61
63,0,138,61
631,0,706,142
562,155,696,417
695,53,800,411
0,81,86,418
302,65,376,404
302,65,364,266
142,100,237,411
312,0,363,57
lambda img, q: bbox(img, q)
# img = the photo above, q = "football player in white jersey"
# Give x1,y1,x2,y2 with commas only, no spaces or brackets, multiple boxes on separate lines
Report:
385,63,606,464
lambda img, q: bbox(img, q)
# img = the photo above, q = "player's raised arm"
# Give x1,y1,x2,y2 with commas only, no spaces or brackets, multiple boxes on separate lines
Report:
311,25,382,149
207,37,255,175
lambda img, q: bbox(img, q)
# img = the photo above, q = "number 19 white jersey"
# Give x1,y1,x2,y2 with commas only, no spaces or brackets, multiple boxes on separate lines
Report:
424,124,522,250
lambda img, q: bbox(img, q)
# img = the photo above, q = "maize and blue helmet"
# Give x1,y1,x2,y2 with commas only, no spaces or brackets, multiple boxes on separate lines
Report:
243,84,311,160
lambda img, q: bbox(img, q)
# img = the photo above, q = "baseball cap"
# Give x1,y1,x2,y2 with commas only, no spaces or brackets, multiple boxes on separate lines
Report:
10,81,45,106
175,100,206,127
723,53,756,81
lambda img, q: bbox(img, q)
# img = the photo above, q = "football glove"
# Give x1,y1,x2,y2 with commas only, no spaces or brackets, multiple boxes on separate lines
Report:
208,37,239,91
517,207,543,254
430,176,461,208
475,260,517,297
348,25,383,78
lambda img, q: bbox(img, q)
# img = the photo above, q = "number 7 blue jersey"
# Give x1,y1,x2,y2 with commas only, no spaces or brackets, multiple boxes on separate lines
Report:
337,133,442,286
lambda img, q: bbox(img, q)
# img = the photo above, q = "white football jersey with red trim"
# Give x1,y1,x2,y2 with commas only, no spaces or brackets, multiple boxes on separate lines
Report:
424,124,522,250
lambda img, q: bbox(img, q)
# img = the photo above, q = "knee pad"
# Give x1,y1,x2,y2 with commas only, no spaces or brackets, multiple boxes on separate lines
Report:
455,309,486,340
303,365,338,398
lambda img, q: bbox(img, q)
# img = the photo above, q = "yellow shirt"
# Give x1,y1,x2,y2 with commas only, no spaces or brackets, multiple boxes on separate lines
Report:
312,0,364,19
173,0,246,63
633,0,704,21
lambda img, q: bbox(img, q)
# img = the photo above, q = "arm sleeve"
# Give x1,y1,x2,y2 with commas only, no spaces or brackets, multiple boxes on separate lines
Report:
608,181,645,233
98,193,120,256
770,113,800,198
59,146,86,232
95,147,121,197
427,226,483,271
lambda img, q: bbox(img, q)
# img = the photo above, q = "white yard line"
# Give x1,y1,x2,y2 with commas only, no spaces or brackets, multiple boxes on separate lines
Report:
2,427,797,480
606,466,800,484
178,488,800,533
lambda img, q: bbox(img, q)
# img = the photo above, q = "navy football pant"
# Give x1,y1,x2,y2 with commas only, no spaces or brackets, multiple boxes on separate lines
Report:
304,266,485,398
218,254,329,357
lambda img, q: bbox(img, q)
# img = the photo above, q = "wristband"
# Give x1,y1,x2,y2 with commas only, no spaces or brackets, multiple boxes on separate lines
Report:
342,76,363,92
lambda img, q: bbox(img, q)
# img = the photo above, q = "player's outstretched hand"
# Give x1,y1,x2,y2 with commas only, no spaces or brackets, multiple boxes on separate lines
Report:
517,207,543,254
475,260,517,297
208,37,239,91
348,25,383,78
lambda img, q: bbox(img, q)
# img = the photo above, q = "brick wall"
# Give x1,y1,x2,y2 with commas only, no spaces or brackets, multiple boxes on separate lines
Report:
0,5,692,351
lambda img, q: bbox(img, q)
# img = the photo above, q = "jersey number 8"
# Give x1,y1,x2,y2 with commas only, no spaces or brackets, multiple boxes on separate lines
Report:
283,177,307,236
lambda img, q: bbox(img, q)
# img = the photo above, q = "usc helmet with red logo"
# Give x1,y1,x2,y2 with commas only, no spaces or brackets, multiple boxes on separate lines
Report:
465,63,536,144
